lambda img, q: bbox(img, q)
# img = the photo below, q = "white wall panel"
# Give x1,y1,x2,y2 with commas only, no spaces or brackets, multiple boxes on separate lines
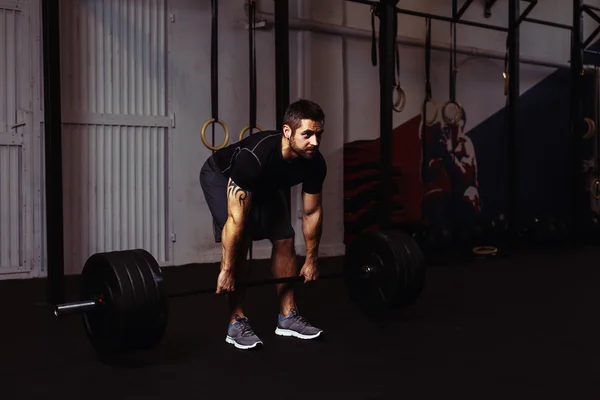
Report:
0,2,34,277
0,146,23,270
59,0,170,274
0,6,20,271
60,0,166,117
62,124,167,270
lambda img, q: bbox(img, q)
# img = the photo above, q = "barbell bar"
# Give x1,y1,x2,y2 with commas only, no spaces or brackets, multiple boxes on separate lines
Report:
51,229,425,358
53,269,363,317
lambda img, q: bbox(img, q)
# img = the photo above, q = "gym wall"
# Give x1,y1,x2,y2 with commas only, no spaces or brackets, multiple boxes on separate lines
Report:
335,1,600,242
9,0,600,278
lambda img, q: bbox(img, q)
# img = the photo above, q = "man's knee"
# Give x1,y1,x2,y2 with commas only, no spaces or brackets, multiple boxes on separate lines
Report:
462,186,481,213
272,237,295,254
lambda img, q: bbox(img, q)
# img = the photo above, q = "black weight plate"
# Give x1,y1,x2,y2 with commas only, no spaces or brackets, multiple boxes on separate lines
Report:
80,249,166,356
130,249,168,351
80,251,137,356
388,231,413,309
104,250,151,352
377,229,425,309
397,230,425,308
344,230,409,311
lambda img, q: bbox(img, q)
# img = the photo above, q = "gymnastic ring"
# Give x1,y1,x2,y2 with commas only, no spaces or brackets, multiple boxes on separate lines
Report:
421,98,438,125
583,118,595,140
200,118,230,151
393,85,407,113
239,124,264,141
503,72,509,96
441,100,463,126
590,178,600,199
472,246,498,256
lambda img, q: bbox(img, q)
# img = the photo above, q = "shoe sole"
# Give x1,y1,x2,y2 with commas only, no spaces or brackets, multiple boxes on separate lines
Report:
274,328,323,339
225,336,263,349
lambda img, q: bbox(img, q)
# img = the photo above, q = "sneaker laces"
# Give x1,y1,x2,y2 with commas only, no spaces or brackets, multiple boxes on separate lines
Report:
235,316,256,337
289,309,311,327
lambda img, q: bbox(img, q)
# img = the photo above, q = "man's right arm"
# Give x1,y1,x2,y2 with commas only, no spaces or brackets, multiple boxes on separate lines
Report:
220,178,252,272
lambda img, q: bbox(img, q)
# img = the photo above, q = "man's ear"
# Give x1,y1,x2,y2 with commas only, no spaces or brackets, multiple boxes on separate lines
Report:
283,124,292,139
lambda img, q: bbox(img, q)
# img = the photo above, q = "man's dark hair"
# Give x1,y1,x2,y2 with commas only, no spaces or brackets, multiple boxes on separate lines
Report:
282,99,325,133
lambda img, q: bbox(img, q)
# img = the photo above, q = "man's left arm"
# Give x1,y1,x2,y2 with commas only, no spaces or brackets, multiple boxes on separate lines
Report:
300,157,326,282
302,191,323,267
443,137,477,184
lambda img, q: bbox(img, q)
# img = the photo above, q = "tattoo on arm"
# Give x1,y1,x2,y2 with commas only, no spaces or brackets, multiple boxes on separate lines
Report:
228,180,248,207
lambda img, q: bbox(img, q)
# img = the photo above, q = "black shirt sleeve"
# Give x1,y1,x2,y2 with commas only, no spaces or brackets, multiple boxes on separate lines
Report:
229,149,263,192
302,154,327,194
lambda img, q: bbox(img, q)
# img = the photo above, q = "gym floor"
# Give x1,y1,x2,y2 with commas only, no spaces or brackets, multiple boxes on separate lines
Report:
2,245,599,399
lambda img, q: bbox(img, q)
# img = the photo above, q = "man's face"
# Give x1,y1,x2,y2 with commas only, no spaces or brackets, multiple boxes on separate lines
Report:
285,119,323,160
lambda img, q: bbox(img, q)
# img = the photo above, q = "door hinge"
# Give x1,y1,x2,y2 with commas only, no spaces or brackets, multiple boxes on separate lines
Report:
170,114,176,128
170,233,177,242
170,13,176,23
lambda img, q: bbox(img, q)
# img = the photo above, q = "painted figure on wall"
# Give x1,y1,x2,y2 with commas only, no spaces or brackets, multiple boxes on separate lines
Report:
419,109,481,227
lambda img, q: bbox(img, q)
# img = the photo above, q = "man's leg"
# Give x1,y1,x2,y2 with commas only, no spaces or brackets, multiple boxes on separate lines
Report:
263,190,323,340
462,186,481,215
271,237,298,317
227,232,252,323
200,157,262,349
224,232,263,349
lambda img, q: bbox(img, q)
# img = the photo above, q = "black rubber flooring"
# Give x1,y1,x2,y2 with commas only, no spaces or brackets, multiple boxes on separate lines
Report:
1,244,599,399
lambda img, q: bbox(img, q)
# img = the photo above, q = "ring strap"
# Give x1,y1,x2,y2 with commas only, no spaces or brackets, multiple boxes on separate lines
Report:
503,36,509,97
421,18,432,185
248,0,257,134
210,0,219,151
596,67,599,158
425,18,432,102
449,20,457,103
394,10,400,92
370,5,378,66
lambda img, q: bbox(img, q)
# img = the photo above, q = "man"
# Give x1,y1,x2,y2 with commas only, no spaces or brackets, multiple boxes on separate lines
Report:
199,99,327,350
439,110,481,221
419,117,452,226
419,109,480,227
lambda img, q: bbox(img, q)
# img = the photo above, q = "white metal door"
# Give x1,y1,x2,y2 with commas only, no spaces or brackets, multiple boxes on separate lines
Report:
59,0,171,274
0,0,33,276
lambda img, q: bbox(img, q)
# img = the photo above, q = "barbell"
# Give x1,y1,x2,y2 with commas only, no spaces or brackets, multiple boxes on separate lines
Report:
52,229,425,357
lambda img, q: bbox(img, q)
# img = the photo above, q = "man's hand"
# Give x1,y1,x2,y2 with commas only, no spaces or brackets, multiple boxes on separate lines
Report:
440,126,454,154
299,260,319,283
216,268,236,294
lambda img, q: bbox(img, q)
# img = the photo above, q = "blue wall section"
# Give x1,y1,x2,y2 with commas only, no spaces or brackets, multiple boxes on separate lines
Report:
469,68,576,224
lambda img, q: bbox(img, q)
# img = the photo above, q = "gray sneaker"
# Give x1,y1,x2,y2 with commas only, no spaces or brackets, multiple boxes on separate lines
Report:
275,309,323,339
225,316,263,350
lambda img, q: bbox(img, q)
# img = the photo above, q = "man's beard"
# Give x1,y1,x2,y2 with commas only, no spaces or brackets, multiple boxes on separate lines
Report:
289,135,317,159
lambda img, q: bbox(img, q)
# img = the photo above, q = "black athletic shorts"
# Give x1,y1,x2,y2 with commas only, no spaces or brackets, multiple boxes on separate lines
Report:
199,155,295,243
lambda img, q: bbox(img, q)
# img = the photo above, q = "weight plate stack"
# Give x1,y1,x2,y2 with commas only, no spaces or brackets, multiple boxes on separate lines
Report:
80,249,168,357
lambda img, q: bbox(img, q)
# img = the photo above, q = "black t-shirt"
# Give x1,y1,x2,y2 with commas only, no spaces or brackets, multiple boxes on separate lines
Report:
211,130,327,194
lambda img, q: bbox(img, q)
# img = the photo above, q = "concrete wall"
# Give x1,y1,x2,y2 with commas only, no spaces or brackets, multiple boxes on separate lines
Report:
20,0,599,277
169,0,600,267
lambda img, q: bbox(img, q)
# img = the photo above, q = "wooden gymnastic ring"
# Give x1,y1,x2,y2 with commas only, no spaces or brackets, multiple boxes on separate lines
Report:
583,118,595,139
590,178,600,199
503,72,509,96
393,85,407,113
200,118,230,151
238,124,264,141
441,100,463,126
421,98,438,126
472,246,498,256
